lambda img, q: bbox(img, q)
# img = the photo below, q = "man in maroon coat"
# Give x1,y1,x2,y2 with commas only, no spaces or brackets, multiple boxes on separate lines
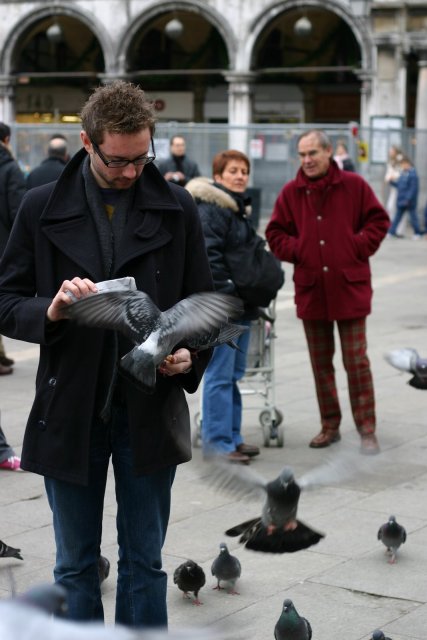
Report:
266,130,389,454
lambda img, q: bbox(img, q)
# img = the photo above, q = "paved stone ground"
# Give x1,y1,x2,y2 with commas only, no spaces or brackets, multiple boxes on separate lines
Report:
1,231,427,639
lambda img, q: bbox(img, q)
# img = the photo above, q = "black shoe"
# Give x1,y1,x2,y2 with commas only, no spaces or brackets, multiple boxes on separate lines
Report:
0,356,14,367
236,443,260,457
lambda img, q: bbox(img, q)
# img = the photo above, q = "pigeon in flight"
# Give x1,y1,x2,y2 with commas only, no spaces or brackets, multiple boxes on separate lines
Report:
371,630,392,640
378,515,406,563
384,348,427,389
15,583,68,616
211,543,241,594
274,598,312,640
0,538,23,560
173,559,206,605
64,289,243,392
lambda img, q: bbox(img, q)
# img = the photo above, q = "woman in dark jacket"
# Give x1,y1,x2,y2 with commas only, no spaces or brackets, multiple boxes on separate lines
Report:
186,150,260,464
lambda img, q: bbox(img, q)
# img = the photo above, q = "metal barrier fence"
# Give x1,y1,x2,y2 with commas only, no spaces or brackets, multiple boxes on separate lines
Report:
11,122,427,227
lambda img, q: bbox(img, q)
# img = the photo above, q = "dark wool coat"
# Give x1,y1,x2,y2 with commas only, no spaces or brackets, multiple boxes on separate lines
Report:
266,161,390,321
0,148,213,485
0,144,26,256
26,156,68,189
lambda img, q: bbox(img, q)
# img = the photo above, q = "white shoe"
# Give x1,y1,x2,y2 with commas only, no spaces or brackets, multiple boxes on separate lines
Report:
413,234,422,240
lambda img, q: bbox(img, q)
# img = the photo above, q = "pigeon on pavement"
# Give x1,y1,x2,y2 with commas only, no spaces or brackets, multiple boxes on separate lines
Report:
274,598,312,640
378,515,406,563
16,583,68,616
0,538,23,560
384,348,427,389
64,289,243,392
173,559,206,605
371,630,392,640
211,543,241,594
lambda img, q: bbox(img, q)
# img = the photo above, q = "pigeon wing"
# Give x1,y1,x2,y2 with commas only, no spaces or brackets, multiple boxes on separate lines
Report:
206,457,267,501
64,291,160,343
158,292,243,348
384,348,419,373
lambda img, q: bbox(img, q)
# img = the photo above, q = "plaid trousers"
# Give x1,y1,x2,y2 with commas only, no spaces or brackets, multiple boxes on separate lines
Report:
303,317,376,435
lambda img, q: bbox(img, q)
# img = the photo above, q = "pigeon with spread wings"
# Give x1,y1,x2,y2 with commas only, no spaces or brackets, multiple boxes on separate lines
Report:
64,290,243,392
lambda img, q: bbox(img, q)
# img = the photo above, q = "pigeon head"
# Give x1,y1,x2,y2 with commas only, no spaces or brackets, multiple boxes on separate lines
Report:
282,598,293,610
278,467,295,487
372,630,386,640
388,515,396,523
219,543,229,554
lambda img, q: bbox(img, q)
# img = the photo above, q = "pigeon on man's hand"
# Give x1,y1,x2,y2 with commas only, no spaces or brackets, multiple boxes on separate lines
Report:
378,515,406,563
384,348,427,389
64,289,243,392
0,538,23,560
173,559,206,605
371,630,392,640
211,543,241,594
274,598,312,640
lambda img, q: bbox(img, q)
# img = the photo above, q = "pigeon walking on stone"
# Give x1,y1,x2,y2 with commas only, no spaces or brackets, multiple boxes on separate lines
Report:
274,598,312,640
64,289,243,392
371,630,392,640
378,515,406,563
384,348,427,389
173,559,206,605
0,538,23,560
211,543,241,594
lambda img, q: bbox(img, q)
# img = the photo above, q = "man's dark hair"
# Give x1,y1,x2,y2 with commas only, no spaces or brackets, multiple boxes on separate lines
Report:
0,122,11,142
80,81,156,144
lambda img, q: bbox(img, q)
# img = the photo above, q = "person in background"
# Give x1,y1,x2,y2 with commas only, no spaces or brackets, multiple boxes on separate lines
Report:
0,122,26,374
333,141,356,172
266,129,389,455
0,81,213,628
384,145,405,235
388,155,422,240
26,134,70,189
0,421,21,471
186,150,260,464
158,135,200,186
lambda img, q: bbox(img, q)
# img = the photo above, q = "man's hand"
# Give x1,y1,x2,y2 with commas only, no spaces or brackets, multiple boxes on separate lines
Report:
46,277,98,322
158,348,192,377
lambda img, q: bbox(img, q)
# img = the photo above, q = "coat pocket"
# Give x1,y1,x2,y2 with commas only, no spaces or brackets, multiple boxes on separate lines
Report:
342,264,371,283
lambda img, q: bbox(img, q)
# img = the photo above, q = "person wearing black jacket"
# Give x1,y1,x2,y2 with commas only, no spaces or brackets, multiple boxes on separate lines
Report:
157,135,200,186
0,122,26,373
26,135,69,189
186,150,260,464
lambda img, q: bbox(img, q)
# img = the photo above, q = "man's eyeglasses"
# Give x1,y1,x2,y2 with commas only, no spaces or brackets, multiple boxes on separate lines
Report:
90,138,156,168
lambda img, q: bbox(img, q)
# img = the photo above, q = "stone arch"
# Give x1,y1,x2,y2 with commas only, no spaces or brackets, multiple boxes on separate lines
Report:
117,0,237,72
0,4,115,75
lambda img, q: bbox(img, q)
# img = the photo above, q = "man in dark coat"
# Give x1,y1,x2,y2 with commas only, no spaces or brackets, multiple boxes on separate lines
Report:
266,129,389,455
157,135,200,186
0,82,213,628
0,122,26,374
26,134,69,189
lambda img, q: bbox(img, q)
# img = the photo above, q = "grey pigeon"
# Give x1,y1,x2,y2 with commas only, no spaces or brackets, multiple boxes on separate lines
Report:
378,515,406,563
173,559,206,605
384,348,427,390
371,630,392,640
211,543,241,594
16,583,68,616
211,464,324,553
64,290,243,392
274,598,312,640
0,538,23,560
98,554,110,584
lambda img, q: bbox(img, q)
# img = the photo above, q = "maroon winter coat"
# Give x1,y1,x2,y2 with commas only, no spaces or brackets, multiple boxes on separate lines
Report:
266,161,390,321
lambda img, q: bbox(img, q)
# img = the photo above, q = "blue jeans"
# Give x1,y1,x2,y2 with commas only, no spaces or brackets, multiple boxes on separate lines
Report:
44,405,176,628
389,205,421,235
202,320,251,454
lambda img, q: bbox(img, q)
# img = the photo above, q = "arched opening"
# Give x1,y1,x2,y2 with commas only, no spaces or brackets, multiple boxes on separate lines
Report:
126,10,229,122
12,14,104,123
252,5,362,123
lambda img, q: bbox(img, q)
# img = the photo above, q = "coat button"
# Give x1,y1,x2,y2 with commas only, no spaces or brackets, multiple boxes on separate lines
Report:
37,419,47,431
317,215,322,220
323,266,329,272
306,189,311,195
319,240,325,245
48,377,57,387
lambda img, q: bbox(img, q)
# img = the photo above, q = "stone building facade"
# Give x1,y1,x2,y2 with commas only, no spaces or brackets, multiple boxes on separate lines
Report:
0,0,426,130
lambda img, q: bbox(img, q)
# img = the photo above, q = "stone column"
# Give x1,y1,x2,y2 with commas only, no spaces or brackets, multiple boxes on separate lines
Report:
354,69,373,128
414,50,427,212
0,76,16,124
224,72,257,152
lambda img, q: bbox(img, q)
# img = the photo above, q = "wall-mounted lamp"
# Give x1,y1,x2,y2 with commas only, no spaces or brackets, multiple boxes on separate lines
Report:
294,16,312,37
164,18,184,40
46,22,63,44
